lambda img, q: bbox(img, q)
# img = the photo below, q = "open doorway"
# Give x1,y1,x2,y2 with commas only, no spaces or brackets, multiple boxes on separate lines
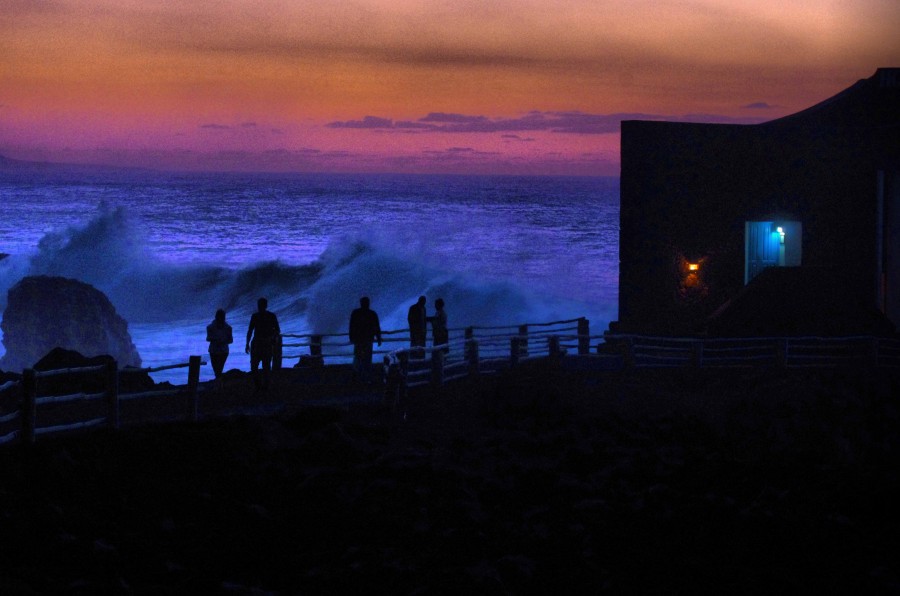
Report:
745,220,802,284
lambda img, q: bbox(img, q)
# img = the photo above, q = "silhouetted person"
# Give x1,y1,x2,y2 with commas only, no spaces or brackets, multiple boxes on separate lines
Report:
206,308,233,385
245,297,280,392
407,295,427,359
349,296,382,383
428,298,449,354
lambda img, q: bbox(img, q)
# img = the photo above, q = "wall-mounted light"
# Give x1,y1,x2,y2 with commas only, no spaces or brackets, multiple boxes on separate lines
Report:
687,263,699,271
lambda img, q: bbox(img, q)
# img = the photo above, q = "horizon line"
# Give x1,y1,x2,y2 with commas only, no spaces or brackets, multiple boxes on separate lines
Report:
0,153,621,179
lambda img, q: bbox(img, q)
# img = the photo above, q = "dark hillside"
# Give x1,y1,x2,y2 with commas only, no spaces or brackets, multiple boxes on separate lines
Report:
1,365,898,594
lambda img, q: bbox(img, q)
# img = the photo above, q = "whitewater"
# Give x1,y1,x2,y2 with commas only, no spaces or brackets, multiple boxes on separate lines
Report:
0,172,619,383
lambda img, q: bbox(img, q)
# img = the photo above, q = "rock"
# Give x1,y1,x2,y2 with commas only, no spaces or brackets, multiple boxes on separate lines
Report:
31,347,154,393
0,275,141,371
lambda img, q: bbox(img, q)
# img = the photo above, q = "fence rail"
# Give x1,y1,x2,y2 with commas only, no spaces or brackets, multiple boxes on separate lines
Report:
0,356,205,446
279,317,590,365
3,316,899,447
379,329,900,407
603,334,900,370
383,325,577,393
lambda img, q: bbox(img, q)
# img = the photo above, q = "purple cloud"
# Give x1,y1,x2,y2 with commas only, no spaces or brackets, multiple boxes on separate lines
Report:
420,113,488,124
326,111,659,134
502,134,536,142
326,109,770,135
261,148,321,157
395,120,438,130
200,123,232,130
326,116,393,129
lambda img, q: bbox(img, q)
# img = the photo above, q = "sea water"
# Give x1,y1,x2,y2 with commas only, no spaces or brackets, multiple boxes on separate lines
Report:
0,171,619,382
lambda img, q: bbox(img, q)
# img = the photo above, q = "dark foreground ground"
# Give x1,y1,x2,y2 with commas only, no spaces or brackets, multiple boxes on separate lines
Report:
1,362,899,594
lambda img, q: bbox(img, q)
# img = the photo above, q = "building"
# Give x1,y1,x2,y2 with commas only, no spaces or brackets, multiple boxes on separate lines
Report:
615,68,900,337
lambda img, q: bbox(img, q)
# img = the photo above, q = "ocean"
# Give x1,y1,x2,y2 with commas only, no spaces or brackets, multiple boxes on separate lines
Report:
0,171,619,382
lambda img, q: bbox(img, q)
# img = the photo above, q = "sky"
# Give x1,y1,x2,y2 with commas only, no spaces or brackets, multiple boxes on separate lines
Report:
1,0,898,176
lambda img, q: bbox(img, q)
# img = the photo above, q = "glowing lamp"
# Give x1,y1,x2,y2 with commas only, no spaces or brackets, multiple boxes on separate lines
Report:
687,263,699,271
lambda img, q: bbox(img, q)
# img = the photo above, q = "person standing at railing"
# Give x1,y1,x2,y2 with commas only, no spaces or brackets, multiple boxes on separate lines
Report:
349,296,382,384
206,308,233,386
245,297,281,393
407,295,427,359
427,298,449,354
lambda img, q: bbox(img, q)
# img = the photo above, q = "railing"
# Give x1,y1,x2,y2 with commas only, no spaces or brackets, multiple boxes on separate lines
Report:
280,317,592,368
603,334,900,369
5,322,894,447
0,356,204,446
0,317,592,446
376,319,591,407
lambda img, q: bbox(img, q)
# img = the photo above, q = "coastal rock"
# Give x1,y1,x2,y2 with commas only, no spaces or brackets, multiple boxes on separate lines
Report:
31,347,154,394
0,275,141,372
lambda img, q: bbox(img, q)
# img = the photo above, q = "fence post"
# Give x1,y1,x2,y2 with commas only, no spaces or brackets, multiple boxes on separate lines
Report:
21,368,36,445
578,318,590,355
623,336,635,370
691,341,703,369
311,334,323,365
775,338,789,368
383,355,400,415
510,337,520,367
549,335,561,367
106,359,119,430
273,335,283,370
467,339,480,377
398,351,410,382
518,325,529,358
188,355,201,421
431,349,444,386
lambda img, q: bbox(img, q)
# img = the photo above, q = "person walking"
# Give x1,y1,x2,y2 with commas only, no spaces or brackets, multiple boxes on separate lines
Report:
428,298,449,354
206,308,233,385
407,295,427,359
349,296,382,384
245,297,280,393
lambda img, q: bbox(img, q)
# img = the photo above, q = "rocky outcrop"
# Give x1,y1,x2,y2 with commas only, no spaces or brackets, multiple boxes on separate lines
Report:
0,276,141,372
30,347,155,394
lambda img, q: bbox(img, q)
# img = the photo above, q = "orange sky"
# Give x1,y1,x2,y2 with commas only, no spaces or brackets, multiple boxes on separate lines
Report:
1,0,898,175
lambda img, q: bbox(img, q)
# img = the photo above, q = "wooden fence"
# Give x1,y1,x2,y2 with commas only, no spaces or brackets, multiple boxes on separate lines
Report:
0,317,593,447
250,317,900,391
0,356,204,446
3,318,899,446
280,317,592,368
382,318,590,388
603,334,900,369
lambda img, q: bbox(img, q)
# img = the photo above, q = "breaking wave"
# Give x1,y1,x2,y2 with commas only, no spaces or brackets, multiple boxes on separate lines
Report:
0,205,613,339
